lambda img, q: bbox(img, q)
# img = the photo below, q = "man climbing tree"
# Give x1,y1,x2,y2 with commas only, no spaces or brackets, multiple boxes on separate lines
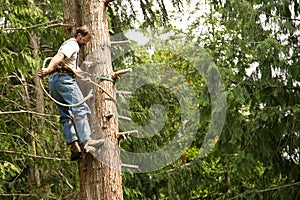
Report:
38,26,105,161
61,1,124,199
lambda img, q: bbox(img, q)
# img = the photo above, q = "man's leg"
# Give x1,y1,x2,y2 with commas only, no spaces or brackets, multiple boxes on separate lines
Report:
73,116,105,151
72,116,90,143
62,119,81,161
58,109,82,161
71,83,105,152
50,74,81,160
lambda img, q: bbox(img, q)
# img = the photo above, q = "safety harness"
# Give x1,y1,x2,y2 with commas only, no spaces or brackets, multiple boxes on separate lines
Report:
39,57,117,107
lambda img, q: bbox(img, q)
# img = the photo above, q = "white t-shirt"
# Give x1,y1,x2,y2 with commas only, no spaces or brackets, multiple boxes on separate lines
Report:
58,38,79,70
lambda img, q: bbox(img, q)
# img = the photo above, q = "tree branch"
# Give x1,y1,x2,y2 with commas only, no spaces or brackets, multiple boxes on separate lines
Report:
0,21,74,31
110,68,132,79
0,150,66,161
259,181,300,193
117,130,138,138
263,12,300,21
111,40,130,47
0,110,59,117
2,47,18,55
58,170,74,189
121,163,139,169
116,90,133,95
0,132,28,145
117,115,132,121
46,22,74,28
0,194,34,197
229,181,300,200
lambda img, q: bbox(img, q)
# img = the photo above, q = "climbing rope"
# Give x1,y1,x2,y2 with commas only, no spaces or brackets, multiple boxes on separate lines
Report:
39,57,117,107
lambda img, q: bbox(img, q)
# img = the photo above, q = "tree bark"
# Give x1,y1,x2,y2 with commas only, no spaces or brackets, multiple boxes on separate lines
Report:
62,0,122,199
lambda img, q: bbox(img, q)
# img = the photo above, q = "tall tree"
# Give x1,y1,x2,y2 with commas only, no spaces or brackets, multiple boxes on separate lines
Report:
60,0,190,199
62,0,123,199
1,0,188,198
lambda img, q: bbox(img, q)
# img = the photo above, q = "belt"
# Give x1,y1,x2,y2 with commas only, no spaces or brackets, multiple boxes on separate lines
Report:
51,69,76,78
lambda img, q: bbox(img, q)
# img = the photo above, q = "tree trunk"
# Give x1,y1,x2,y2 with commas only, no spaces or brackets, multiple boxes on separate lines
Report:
62,1,123,199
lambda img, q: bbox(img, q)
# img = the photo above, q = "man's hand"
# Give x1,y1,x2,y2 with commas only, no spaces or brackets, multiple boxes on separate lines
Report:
38,52,65,77
38,68,52,77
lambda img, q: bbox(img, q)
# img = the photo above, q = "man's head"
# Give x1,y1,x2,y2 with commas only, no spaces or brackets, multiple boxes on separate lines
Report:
74,25,91,46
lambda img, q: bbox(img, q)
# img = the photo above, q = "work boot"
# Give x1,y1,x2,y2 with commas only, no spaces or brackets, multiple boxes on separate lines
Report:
70,141,82,161
83,138,105,153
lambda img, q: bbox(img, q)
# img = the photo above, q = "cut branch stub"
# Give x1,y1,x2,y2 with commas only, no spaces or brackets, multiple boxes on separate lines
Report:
110,40,130,47
117,115,132,122
111,68,132,79
121,163,139,169
117,130,138,138
116,90,133,96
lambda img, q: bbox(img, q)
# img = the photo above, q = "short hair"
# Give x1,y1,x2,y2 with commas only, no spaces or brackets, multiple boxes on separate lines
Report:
74,25,90,37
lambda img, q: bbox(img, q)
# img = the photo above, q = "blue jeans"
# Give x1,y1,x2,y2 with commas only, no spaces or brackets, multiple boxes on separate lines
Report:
49,73,91,144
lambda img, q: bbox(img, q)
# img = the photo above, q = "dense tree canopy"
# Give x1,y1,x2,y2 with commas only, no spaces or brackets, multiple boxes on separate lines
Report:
1,0,300,199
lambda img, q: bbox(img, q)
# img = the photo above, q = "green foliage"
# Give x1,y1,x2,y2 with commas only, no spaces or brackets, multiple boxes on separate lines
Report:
2,0,300,199
120,0,300,199
198,0,300,199
0,0,78,199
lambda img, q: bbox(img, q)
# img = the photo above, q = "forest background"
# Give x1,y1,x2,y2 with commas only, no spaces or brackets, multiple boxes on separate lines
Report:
1,0,300,199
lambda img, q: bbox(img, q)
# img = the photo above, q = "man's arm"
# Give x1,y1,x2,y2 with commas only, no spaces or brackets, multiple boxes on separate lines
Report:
38,52,65,77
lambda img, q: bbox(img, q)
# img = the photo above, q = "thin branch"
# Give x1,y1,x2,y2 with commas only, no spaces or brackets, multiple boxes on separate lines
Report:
0,110,59,117
117,115,132,122
58,170,74,189
0,194,34,197
0,132,29,145
254,9,300,22
111,40,130,47
229,181,300,200
46,22,75,29
229,78,300,91
121,163,139,169
259,181,300,193
1,21,49,31
0,93,27,111
0,150,66,161
116,90,133,95
263,12,300,22
0,21,74,31
117,130,138,138
2,47,18,56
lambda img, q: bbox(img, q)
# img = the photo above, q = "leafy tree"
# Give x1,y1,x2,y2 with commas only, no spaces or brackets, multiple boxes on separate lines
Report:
0,0,81,199
189,0,300,199
1,0,194,199
118,0,300,199
2,0,300,199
